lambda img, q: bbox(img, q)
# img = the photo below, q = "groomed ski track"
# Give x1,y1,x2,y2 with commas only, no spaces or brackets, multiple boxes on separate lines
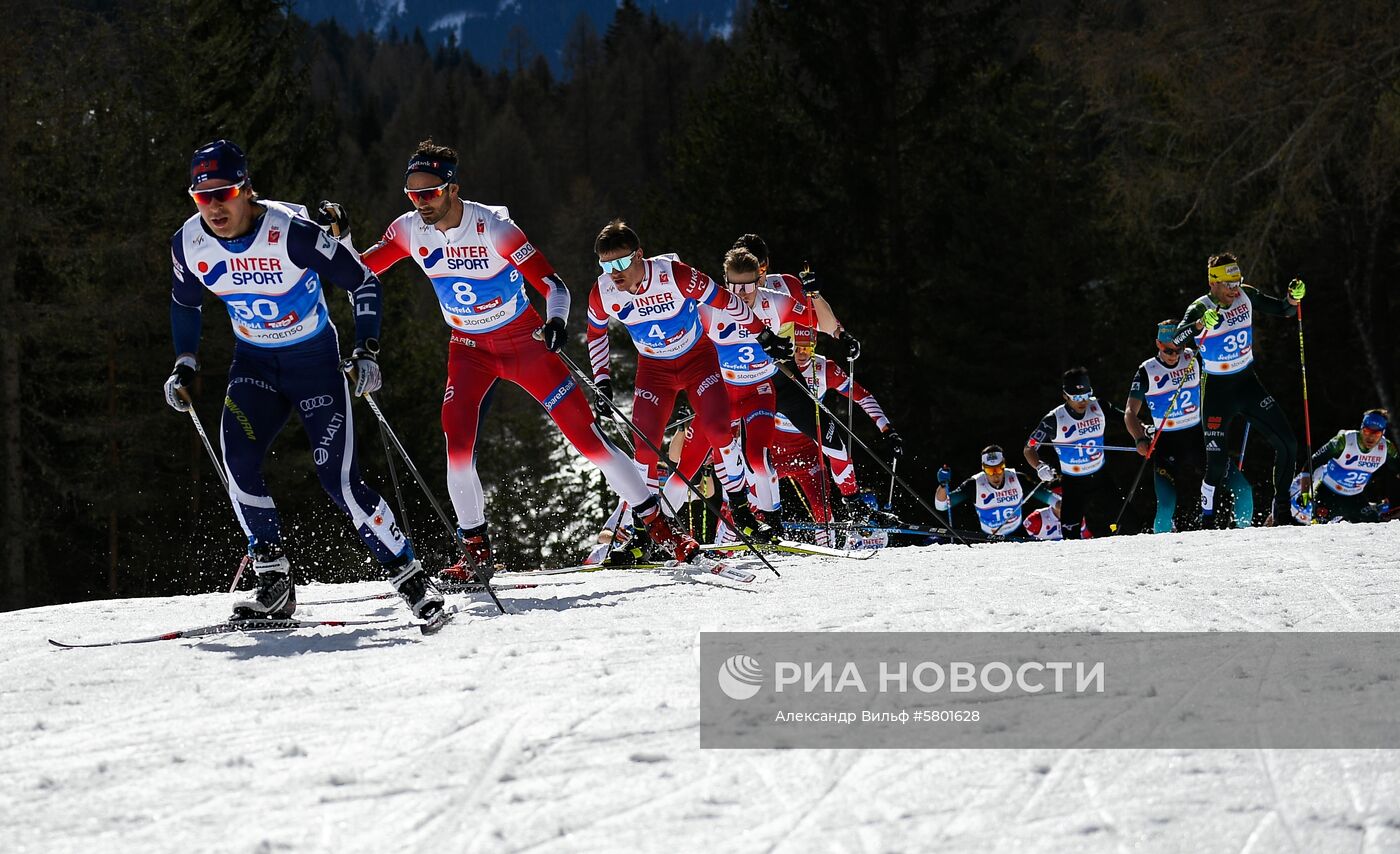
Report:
4,523,1400,853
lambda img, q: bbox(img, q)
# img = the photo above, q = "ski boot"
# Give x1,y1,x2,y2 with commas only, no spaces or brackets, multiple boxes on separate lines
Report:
724,493,778,543
440,523,494,585
754,509,785,542
231,543,296,620
391,558,445,620
634,498,700,563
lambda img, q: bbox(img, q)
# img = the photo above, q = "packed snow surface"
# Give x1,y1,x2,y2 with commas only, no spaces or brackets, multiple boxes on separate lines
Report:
4,523,1400,853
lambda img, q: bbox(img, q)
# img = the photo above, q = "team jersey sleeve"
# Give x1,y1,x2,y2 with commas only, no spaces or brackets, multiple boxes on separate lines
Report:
829,362,891,431
1171,300,1209,348
773,290,817,330
287,216,382,345
677,261,766,334
1310,431,1349,468
170,233,203,356
489,214,569,322
1026,412,1057,449
1243,284,1297,318
1127,365,1150,403
948,478,977,509
359,216,412,277
586,283,612,382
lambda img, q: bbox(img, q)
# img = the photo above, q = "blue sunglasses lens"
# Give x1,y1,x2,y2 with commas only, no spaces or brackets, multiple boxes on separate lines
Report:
600,253,635,274
1068,392,1091,402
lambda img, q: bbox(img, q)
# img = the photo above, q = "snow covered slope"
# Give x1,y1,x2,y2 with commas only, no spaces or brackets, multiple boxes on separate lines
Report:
4,523,1400,853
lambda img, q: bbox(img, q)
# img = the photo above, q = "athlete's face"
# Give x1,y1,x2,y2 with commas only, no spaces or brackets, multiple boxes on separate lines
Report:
1156,341,1182,366
406,172,459,227
1063,393,1090,415
1209,278,1242,307
599,247,645,292
793,343,814,368
984,465,1006,489
1360,427,1383,450
191,178,257,239
724,267,761,307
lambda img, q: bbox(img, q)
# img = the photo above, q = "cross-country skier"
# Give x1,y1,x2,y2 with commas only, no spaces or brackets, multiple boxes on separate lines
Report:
163,140,443,622
586,220,790,544
934,446,1046,538
775,325,903,517
1302,408,1397,523
730,233,861,360
1171,252,1304,526
1124,320,1207,532
360,141,702,573
664,247,818,539
1023,367,1126,538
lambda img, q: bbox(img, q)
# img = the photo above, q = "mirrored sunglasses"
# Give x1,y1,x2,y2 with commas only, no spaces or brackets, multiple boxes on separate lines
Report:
725,278,759,293
404,181,450,205
188,178,247,206
599,252,637,274
1067,392,1093,403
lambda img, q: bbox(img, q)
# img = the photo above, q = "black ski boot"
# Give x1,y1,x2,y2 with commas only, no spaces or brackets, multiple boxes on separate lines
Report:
231,543,296,620
391,558,445,620
725,493,778,543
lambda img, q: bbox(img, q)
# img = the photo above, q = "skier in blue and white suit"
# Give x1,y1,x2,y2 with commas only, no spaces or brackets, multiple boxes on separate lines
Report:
162,139,443,622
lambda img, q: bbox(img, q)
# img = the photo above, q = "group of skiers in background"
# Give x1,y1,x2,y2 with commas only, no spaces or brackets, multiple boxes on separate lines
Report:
163,138,1398,625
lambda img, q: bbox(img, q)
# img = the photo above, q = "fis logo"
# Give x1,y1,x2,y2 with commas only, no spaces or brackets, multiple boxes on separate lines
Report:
268,227,281,245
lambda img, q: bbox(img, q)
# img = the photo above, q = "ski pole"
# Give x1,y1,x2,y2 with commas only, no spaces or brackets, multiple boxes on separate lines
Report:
775,362,969,546
175,389,252,592
343,365,504,614
805,359,835,546
551,348,781,577
1296,297,1314,511
885,457,897,510
1109,355,1195,533
1238,422,1250,471
1045,442,1147,453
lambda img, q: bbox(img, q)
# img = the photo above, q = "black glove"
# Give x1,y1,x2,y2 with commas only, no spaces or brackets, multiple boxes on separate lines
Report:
163,355,198,412
838,329,861,361
757,329,794,361
539,317,567,353
798,268,821,296
593,379,614,418
312,200,350,238
342,340,381,397
883,429,904,458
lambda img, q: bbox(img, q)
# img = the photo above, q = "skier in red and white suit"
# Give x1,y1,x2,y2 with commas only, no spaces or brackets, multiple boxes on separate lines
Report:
665,247,817,539
587,220,793,541
776,325,903,500
769,430,839,546
362,142,700,573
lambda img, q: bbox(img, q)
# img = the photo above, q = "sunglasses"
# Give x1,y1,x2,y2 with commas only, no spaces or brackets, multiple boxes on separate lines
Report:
599,251,638,274
404,181,450,205
725,278,759,293
188,178,246,206
982,464,1006,477
1157,343,1182,356
1066,392,1093,403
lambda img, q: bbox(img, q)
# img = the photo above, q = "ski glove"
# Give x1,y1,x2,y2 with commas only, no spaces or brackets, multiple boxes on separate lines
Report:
1036,463,1057,483
1288,278,1306,301
883,429,904,458
1201,308,1222,329
343,344,381,397
163,355,198,412
838,329,862,361
937,465,952,486
312,200,350,239
593,379,614,418
798,268,820,296
539,317,567,353
757,328,794,361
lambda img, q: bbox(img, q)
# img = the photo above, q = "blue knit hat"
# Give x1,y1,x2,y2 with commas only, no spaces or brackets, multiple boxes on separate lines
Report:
190,139,248,187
